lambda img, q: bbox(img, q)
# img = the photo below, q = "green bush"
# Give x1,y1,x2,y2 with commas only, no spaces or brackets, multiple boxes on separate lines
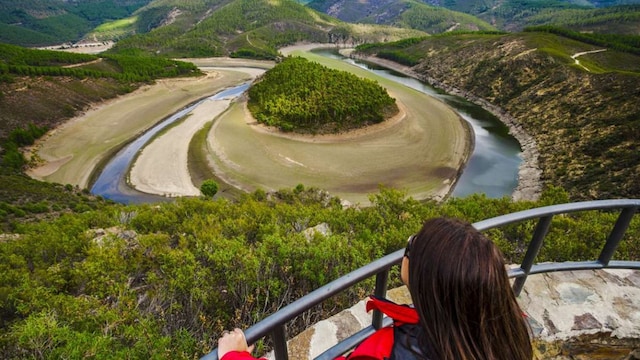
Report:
200,180,219,198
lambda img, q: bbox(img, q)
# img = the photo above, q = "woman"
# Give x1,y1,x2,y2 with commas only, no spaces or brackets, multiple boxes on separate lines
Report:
218,217,532,360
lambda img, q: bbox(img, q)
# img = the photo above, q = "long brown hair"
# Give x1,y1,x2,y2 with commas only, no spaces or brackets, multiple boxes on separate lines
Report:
407,217,532,360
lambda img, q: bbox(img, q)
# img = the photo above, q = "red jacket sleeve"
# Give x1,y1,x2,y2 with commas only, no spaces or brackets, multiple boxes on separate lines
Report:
220,351,267,360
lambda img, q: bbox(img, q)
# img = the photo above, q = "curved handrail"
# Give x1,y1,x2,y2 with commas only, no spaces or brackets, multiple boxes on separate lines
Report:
201,199,640,360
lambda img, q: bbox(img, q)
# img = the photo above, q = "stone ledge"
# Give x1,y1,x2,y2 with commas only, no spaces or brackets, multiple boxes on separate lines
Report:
275,269,640,359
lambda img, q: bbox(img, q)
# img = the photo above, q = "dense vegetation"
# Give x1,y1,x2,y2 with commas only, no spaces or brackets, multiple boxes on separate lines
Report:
0,185,637,358
107,0,427,59
247,57,398,133
0,0,151,46
355,31,640,201
0,169,112,233
521,5,640,34
307,0,640,34
110,0,341,59
0,43,200,83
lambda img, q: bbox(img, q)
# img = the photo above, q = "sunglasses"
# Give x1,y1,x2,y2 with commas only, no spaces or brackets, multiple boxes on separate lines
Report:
404,235,416,258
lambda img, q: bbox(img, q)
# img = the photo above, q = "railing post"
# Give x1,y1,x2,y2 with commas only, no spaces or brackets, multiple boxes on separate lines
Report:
512,215,553,296
372,269,389,329
598,207,638,266
272,325,289,360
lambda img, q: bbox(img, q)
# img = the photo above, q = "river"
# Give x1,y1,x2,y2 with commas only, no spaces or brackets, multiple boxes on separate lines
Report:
91,52,522,203
90,83,251,203
313,49,522,198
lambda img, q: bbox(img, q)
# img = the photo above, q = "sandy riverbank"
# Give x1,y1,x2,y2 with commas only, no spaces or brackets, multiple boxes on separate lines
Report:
128,66,268,197
26,68,258,189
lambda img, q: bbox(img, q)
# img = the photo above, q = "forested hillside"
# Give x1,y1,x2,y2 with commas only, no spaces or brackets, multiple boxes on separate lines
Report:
0,43,201,228
108,0,426,58
520,5,640,34
307,0,496,33
421,0,640,31
307,0,640,33
355,30,640,201
248,57,398,133
0,0,151,46
0,43,200,139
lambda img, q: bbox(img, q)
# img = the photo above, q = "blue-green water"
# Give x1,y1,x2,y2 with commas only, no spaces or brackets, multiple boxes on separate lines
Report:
314,49,522,199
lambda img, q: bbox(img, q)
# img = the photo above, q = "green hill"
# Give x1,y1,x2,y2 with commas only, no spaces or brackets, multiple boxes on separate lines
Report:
247,56,398,133
307,0,497,33
108,0,426,58
306,0,640,33
0,0,151,46
355,30,640,201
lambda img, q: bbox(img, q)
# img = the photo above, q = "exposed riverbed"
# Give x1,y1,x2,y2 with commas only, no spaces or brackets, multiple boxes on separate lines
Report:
31,45,535,204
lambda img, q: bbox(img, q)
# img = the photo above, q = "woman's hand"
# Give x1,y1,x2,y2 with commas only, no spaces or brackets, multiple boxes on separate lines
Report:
218,328,254,358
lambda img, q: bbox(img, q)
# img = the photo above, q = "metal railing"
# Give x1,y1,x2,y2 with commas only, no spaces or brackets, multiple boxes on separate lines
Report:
201,199,640,360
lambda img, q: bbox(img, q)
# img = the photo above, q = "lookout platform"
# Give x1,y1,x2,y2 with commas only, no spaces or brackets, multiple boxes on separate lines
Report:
282,269,640,359
202,200,640,360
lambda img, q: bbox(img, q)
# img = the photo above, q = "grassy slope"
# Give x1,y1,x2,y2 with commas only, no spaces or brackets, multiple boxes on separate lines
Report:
356,31,640,200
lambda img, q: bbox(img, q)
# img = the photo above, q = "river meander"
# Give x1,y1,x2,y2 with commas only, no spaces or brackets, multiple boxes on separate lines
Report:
90,50,522,203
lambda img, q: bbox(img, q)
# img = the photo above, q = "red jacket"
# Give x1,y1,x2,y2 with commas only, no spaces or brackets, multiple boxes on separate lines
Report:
337,296,423,360
220,351,266,360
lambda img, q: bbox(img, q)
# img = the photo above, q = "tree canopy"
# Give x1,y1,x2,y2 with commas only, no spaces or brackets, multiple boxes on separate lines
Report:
248,56,398,134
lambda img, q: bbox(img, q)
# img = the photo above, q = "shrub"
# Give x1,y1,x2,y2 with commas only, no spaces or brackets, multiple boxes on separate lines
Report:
200,180,219,198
